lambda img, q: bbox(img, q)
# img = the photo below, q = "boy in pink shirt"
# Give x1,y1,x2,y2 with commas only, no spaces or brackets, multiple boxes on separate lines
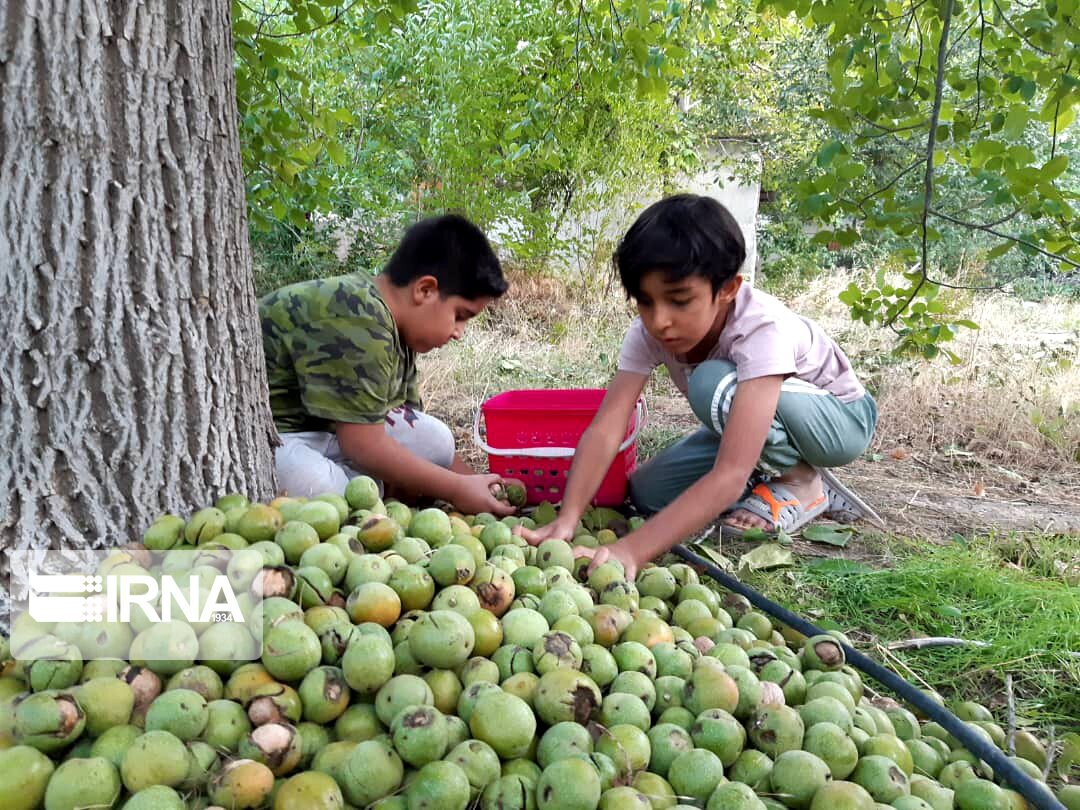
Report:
522,194,877,577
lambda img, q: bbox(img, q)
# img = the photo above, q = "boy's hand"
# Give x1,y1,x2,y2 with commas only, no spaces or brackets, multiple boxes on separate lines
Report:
516,516,577,546
574,540,644,581
450,473,516,516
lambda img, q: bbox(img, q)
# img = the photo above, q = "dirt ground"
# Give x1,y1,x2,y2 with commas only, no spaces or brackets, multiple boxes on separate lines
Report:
652,390,1080,539
455,386,1080,541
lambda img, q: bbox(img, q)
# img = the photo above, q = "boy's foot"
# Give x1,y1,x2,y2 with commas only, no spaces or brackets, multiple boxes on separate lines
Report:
722,463,827,535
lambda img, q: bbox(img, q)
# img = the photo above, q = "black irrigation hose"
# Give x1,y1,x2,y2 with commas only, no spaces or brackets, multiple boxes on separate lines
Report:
671,544,1065,810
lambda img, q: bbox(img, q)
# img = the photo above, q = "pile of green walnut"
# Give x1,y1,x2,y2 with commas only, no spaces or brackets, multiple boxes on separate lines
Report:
1,478,1074,810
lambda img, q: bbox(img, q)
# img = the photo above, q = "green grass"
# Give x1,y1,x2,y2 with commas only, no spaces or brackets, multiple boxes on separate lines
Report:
635,424,687,462
738,534,1080,730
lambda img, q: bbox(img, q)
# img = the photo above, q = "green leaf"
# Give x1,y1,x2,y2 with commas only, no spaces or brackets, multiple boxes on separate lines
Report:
326,141,348,165
838,283,863,306
986,242,1015,259
738,544,794,572
801,525,853,547
1003,105,1028,140
738,527,771,542
817,140,844,168
688,543,734,572
1042,155,1069,180
971,139,1004,168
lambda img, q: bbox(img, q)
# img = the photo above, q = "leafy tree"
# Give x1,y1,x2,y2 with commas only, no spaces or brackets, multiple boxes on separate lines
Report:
232,0,742,272
761,0,1079,356
234,0,1077,348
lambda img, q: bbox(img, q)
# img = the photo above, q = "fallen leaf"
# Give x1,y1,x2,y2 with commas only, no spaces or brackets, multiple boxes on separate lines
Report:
802,525,854,547
993,465,1024,483
889,448,910,460
943,446,974,458
687,543,734,572
738,527,770,542
739,543,794,572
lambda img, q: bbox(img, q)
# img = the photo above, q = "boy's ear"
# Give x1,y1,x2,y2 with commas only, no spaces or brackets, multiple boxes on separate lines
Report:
718,274,742,302
411,275,440,303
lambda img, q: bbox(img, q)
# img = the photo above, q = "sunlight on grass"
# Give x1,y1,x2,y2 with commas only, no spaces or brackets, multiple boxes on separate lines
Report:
789,536,1080,728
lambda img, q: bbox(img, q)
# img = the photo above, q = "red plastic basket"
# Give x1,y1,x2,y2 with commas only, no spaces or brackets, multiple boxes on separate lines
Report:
473,389,647,507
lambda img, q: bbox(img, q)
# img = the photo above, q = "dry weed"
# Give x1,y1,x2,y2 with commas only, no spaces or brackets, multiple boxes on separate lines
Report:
789,272,1080,489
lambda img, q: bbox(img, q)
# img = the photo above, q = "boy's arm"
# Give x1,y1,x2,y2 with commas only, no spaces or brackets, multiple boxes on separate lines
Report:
520,371,648,543
576,375,783,578
336,422,513,516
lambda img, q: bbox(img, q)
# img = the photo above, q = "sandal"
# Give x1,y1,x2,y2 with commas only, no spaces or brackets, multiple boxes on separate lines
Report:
818,467,886,528
721,481,831,538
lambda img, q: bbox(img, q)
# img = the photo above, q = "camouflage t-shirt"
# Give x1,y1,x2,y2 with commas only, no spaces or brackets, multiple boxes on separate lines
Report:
260,274,422,433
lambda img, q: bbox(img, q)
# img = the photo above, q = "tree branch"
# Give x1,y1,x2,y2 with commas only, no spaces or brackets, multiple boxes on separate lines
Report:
1050,59,1073,161
975,0,986,125
903,8,925,101
886,0,953,329
856,113,928,135
254,0,362,39
991,0,1054,56
929,208,1080,269
935,202,1022,229
857,157,924,205
947,16,978,60
887,637,990,650
924,275,1010,291
877,0,930,24
608,0,625,40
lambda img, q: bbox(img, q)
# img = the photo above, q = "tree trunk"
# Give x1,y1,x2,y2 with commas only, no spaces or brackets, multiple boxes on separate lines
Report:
0,0,277,559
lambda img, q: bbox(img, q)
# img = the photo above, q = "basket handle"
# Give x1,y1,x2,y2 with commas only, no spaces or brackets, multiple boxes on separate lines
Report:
472,397,648,459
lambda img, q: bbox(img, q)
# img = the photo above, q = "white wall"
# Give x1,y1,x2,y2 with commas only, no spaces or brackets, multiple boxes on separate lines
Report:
493,143,762,285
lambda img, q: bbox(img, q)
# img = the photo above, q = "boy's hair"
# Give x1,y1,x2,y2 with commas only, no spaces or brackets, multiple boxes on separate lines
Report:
614,194,746,299
383,214,508,300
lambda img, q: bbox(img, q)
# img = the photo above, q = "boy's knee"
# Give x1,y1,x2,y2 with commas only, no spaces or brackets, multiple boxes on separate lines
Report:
687,360,738,429
416,416,456,468
384,408,457,469
627,461,678,515
627,472,662,516
275,446,351,497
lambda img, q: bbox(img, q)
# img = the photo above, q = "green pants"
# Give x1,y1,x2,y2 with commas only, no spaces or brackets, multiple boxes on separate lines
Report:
629,360,877,514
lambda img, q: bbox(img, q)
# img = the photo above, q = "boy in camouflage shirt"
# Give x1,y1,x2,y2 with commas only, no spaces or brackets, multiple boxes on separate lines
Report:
260,215,517,516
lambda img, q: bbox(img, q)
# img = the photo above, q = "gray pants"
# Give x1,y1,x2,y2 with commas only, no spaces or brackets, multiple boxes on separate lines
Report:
275,406,456,498
629,360,877,514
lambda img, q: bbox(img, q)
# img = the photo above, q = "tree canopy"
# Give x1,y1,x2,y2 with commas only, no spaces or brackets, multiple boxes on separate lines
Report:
233,0,1078,352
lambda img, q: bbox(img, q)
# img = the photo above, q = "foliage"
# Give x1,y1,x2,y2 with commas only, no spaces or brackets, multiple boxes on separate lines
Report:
759,0,1080,356
233,0,1079,348
234,0,741,281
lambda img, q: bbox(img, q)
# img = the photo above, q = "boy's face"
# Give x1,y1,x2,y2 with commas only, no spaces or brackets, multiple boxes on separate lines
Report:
635,271,741,355
402,276,490,353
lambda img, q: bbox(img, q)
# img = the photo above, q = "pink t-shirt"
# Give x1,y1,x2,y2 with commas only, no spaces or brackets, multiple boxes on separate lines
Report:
617,283,866,403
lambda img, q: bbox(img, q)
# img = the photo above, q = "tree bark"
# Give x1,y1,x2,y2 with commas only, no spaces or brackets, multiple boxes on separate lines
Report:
0,0,277,558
